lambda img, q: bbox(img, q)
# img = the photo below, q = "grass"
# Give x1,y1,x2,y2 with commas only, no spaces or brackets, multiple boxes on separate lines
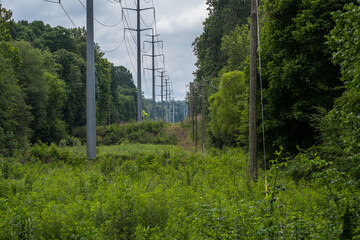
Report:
0,143,359,239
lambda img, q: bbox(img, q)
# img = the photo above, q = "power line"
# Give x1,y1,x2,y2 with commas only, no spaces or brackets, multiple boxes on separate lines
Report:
124,36,137,73
44,0,78,28
106,0,120,3
140,15,153,28
102,38,125,53
121,0,138,44
78,0,123,27
59,3,77,28
257,0,267,196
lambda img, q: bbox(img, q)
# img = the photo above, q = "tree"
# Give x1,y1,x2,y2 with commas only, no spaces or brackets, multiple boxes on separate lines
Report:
0,5,31,155
95,53,112,125
14,41,50,143
0,3,12,41
0,43,31,156
209,71,248,147
53,49,86,130
261,0,355,154
109,65,136,123
317,1,360,175
42,72,67,143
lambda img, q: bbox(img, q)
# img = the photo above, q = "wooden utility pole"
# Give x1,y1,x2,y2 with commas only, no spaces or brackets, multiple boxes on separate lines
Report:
86,0,96,159
191,83,194,141
195,85,198,152
201,77,205,153
249,0,258,181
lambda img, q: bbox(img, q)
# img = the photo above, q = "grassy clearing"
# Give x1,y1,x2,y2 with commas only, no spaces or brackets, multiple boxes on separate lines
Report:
0,144,359,239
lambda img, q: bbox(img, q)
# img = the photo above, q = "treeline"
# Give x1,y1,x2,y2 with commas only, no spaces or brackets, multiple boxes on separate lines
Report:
192,0,360,174
0,4,137,156
142,98,187,123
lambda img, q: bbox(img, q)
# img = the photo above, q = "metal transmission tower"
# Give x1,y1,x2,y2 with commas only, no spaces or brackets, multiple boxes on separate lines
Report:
156,71,166,121
165,77,168,122
123,1,153,122
165,76,171,122
86,0,96,159
143,32,164,120
172,98,176,123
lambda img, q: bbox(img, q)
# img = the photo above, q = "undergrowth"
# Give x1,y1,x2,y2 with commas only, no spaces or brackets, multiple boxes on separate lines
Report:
72,121,178,146
0,144,359,239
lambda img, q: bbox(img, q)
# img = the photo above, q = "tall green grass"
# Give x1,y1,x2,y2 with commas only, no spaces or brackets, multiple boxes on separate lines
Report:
0,144,358,239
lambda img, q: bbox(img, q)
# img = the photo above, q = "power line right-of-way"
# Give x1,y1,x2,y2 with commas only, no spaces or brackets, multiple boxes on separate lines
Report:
43,0,175,123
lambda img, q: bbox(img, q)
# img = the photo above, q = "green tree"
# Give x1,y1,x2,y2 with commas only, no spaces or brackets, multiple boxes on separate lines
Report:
14,41,50,143
95,52,112,125
0,5,31,155
261,0,355,154
0,3,12,41
109,65,136,123
318,1,360,176
42,72,67,143
53,49,86,130
209,71,248,147
0,43,31,156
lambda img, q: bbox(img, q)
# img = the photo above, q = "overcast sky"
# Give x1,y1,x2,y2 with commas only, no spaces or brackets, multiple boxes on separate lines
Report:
1,0,208,100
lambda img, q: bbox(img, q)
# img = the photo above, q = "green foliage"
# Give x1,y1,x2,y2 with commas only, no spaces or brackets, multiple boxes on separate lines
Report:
261,0,354,155
1,144,359,239
96,55,112,125
221,24,250,71
193,0,250,80
0,41,31,156
109,65,137,123
22,142,84,165
315,1,360,179
0,17,139,154
73,121,178,146
0,3,12,41
327,1,360,87
209,71,248,147
13,41,68,144
53,48,87,130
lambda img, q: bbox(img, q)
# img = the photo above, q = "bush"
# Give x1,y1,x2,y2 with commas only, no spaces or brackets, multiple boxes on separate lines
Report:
22,142,85,165
73,122,178,146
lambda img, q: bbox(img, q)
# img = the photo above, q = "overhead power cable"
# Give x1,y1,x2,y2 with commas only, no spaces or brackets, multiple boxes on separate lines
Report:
102,38,125,53
257,0,267,198
120,0,138,45
124,37,137,73
78,0,123,27
106,0,120,3
44,0,78,28
59,3,77,28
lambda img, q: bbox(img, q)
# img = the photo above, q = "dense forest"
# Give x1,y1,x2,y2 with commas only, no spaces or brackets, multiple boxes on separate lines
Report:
0,6,140,155
0,4,187,156
191,0,360,174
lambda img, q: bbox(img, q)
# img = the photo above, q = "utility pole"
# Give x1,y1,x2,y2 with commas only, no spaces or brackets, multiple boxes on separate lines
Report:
86,0,96,159
202,77,205,153
184,101,186,119
144,32,163,120
191,82,194,141
123,1,152,122
249,0,258,181
173,99,176,123
165,77,169,122
194,84,198,152
161,71,164,121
